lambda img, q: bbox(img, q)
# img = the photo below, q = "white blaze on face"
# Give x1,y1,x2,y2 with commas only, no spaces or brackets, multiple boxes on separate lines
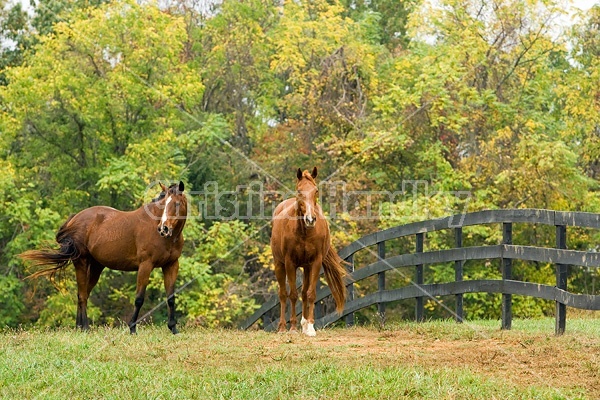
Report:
304,201,313,222
161,195,172,226
302,192,317,226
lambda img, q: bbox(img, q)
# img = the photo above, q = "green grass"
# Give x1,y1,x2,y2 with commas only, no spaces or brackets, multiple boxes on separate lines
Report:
0,319,598,399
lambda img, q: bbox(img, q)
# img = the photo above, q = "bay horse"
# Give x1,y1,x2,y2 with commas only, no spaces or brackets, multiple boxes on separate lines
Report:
20,181,187,334
271,167,347,336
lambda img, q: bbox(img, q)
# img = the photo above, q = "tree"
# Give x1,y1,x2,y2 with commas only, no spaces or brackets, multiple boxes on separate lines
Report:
340,0,419,50
0,1,31,85
561,6,600,179
2,0,600,327
2,0,204,209
1,0,207,325
199,0,278,154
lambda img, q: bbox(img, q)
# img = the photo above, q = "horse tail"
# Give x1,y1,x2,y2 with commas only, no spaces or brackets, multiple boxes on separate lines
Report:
322,247,349,315
21,216,81,280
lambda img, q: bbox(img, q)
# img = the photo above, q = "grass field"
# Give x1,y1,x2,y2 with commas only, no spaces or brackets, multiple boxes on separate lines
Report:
1,318,598,399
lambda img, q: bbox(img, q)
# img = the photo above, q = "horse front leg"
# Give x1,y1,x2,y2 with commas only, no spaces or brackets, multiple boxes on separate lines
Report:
301,267,310,335
274,261,287,333
162,260,179,334
129,262,152,334
286,260,299,333
301,258,322,337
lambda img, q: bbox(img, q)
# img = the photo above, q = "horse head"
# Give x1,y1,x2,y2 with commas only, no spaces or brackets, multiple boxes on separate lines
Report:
295,167,319,228
157,181,187,237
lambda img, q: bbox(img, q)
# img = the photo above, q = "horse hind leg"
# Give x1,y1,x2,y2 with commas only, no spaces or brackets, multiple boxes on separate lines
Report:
74,259,92,331
86,261,104,298
75,259,104,331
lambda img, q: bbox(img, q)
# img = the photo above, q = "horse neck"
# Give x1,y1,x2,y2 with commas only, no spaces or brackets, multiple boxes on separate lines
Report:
294,201,308,236
171,208,187,238
141,200,163,219
294,218,308,237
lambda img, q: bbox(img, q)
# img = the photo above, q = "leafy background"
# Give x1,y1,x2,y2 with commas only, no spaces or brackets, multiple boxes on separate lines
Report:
0,0,599,328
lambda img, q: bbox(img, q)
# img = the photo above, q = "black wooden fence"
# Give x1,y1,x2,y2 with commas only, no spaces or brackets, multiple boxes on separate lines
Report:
240,209,600,334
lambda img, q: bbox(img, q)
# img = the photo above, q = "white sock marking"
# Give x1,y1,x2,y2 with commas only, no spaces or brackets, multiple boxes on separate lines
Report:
301,317,316,337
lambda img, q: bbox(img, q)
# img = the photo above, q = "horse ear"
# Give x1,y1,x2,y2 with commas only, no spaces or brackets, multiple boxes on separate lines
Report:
178,181,184,193
297,168,303,180
159,182,167,192
311,167,318,179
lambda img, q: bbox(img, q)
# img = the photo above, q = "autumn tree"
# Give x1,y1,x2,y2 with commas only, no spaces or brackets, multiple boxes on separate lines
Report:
1,0,599,327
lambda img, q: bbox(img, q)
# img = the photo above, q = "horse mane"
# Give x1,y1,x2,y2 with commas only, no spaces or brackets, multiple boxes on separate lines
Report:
151,192,166,203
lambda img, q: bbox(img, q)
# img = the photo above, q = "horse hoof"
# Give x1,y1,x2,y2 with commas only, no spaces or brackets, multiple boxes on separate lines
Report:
300,317,308,333
170,327,179,335
301,317,316,336
288,328,299,334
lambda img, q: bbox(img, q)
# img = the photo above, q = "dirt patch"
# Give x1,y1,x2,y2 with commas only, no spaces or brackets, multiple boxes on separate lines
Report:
263,326,599,397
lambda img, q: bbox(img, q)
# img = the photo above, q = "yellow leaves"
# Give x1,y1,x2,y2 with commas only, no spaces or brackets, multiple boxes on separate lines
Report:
271,0,367,78
471,126,590,210
523,119,542,132
268,0,379,134
252,244,274,272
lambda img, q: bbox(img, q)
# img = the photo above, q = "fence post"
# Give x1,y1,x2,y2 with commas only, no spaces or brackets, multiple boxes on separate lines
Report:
415,232,424,322
345,254,354,327
502,222,513,330
262,310,272,331
454,227,464,323
555,225,567,335
377,241,386,321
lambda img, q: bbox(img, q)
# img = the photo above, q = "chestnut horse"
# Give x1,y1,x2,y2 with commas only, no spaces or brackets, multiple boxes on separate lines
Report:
271,167,347,336
21,181,187,334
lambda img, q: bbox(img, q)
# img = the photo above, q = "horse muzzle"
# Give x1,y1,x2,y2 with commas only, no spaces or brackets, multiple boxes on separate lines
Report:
158,225,173,237
304,215,317,228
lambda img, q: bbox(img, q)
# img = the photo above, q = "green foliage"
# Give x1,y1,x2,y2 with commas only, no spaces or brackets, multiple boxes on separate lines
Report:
340,0,418,49
0,274,24,327
97,129,187,201
2,0,600,328
270,0,378,133
1,0,204,208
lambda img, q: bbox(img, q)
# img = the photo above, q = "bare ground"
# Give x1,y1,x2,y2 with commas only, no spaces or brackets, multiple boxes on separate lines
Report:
250,324,600,398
